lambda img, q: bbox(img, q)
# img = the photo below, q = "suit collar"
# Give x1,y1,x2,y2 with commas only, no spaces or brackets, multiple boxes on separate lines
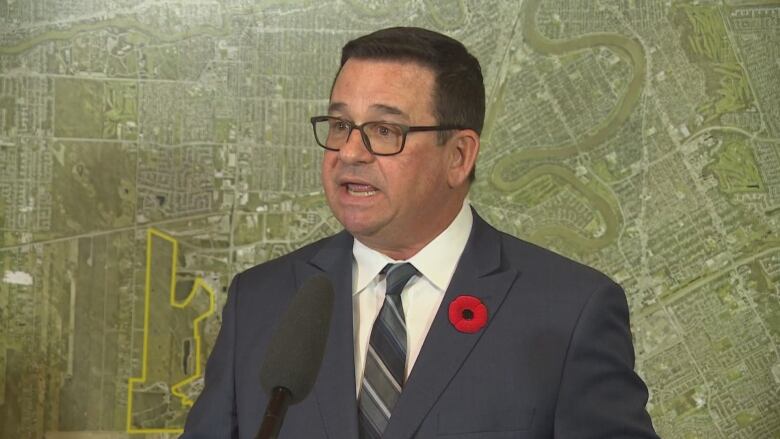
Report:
308,229,353,273
461,207,506,277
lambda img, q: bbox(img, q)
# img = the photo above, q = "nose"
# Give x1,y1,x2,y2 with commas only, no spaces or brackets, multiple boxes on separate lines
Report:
338,126,374,164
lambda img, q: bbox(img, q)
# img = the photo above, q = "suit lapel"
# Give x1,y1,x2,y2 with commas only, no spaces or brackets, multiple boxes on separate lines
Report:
295,231,360,439
383,213,519,439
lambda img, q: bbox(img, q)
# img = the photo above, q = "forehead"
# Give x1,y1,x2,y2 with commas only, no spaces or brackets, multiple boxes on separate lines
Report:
330,59,436,119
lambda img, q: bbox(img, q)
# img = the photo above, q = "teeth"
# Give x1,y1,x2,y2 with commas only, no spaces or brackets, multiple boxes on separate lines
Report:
349,190,376,197
347,188,377,197
346,184,377,197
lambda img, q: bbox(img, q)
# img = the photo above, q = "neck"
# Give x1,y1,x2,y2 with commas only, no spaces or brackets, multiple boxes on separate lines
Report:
361,241,428,261
356,197,467,261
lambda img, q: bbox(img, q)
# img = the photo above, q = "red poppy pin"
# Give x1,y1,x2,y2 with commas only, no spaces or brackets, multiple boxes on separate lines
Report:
448,295,488,333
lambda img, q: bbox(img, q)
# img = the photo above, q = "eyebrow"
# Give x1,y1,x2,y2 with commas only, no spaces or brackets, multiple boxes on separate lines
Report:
370,103,404,116
327,102,407,119
327,102,347,114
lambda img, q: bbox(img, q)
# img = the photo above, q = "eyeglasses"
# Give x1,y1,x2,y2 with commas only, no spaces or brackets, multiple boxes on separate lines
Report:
310,116,466,156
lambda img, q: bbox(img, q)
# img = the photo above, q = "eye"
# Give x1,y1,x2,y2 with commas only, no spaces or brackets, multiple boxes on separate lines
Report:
329,119,350,132
369,123,401,138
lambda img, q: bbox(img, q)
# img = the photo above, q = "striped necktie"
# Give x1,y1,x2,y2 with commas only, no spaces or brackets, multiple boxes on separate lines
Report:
358,262,419,438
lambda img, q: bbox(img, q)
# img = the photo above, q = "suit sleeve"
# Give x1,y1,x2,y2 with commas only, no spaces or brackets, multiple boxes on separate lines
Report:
553,281,659,438
179,274,241,439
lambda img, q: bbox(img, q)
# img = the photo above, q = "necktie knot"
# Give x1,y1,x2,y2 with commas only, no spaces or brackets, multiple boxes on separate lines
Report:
383,263,419,297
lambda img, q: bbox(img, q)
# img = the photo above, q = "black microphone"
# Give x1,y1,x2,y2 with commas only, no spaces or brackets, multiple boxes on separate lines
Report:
255,275,335,439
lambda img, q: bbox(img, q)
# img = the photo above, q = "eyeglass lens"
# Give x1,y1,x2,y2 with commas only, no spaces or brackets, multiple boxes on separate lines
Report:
314,118,404,154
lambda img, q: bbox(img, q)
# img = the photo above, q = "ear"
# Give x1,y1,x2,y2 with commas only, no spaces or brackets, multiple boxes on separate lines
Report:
447,129,480,188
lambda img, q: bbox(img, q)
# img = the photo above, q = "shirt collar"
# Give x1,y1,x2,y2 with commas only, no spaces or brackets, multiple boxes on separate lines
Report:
352,200,473,294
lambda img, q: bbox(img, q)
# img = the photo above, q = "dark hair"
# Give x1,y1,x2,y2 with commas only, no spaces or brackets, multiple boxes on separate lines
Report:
338,27,484,181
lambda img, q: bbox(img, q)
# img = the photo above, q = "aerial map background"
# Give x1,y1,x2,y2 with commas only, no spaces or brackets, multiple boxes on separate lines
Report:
1,0,778,438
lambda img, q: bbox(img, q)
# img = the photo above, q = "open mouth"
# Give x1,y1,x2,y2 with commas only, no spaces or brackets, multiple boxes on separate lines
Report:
345,183,378,197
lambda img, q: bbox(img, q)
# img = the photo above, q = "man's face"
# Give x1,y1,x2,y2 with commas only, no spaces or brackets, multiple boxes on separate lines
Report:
321,59,462,255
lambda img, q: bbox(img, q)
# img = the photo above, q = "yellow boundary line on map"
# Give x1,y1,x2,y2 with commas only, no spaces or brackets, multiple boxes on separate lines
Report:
126,228,216,434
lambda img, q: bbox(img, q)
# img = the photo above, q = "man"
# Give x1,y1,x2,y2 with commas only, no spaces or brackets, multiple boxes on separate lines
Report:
181,27,659,438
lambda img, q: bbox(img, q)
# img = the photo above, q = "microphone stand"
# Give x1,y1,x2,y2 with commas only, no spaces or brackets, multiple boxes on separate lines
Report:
255,387,293,439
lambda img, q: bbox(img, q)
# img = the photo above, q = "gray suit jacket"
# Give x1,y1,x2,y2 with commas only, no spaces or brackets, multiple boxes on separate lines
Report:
181,211,659,438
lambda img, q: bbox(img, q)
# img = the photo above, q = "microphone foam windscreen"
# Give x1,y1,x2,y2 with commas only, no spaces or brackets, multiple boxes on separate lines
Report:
259,275,335,404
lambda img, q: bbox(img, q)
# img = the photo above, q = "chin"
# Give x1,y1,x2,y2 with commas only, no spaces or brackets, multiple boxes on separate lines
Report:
335,212,383,238
339,218,377,237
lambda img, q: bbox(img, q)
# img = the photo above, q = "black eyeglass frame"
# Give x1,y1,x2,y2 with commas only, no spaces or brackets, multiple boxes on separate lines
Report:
310,115,467,156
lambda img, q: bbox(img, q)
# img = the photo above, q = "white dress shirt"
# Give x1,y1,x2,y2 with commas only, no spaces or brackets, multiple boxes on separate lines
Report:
351,200,473,395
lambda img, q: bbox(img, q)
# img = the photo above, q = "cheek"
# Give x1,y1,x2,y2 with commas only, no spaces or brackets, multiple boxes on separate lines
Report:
392,161,441,201
414,151,448,183
320,155,336,183
321,153,334,170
